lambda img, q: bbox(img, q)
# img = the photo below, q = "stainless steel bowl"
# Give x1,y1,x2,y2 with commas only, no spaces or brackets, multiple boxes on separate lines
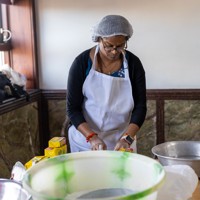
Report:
0,179,31,200
152,141,200,177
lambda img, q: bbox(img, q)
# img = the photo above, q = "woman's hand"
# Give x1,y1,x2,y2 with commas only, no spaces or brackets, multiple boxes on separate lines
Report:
114,139,130,151
89,135,107,150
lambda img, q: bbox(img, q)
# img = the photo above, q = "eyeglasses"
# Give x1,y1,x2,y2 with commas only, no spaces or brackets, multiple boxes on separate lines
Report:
101,39,127,52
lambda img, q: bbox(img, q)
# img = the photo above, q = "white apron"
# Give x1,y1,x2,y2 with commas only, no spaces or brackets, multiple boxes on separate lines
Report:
69,46,136,152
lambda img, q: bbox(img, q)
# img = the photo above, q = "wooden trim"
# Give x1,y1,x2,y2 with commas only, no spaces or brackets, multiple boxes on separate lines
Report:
41,89,200,100
147,89,200,100
156,99,165,144
5,0,38,89
31,0,39,88
41,89,66,100
37,91,50,151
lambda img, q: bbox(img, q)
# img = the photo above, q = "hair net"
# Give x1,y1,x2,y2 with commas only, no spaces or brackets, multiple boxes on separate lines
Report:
91,15,133,42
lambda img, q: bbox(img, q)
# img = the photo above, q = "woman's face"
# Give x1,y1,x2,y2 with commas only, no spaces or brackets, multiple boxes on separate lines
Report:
99,35,127,61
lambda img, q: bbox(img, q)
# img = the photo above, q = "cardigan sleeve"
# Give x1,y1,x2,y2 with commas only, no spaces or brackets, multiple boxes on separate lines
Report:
66,50,90,128
128,52,147,127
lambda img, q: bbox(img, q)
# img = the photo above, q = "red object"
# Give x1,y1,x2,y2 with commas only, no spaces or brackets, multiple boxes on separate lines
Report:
86,133,97,142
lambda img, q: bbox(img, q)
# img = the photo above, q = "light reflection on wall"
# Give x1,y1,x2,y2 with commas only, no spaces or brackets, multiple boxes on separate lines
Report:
0,4,5,67
0,51,4,66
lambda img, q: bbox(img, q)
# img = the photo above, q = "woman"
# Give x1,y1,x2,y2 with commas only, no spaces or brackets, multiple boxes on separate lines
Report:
67,15,147,152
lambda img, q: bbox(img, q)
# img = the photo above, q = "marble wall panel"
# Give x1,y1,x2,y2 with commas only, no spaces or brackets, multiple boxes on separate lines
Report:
0,103,40,178
137,100,157,157
165,100,200,141
48,100,66,138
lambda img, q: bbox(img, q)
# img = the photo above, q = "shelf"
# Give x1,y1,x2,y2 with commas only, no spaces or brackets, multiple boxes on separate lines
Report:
0,89,41,115
0,41,12,51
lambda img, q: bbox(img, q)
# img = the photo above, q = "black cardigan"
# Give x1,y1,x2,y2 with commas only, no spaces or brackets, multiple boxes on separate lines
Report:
67,48,147,129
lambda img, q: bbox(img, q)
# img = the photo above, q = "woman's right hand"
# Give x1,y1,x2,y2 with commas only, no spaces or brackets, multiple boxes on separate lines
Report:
89,135,107,150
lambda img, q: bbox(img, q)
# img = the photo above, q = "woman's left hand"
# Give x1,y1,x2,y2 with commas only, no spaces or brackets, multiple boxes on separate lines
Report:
89,135,107,150
114,139,130,151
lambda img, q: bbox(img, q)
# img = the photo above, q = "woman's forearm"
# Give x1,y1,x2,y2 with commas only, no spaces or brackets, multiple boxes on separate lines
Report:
77,122,95,138
124,123,140,138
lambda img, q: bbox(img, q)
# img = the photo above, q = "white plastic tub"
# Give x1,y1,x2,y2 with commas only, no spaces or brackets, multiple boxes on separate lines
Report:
23,151,165,200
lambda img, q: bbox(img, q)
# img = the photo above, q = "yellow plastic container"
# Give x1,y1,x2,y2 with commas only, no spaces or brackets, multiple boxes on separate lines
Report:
119,147,134,153
25,156,48,170
48,137,66,148
44,144,67,157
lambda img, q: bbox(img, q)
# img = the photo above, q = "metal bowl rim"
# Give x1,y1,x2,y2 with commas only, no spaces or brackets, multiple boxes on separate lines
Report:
0,178,22,185
0,178,31,197
152,141,200,161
